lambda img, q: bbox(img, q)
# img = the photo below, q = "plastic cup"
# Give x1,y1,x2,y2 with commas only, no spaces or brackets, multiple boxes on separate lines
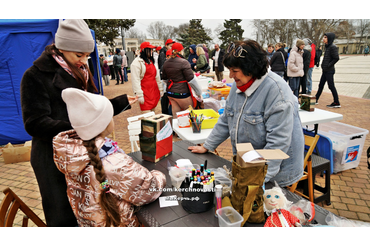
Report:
191,121,202,133
169,167,186,189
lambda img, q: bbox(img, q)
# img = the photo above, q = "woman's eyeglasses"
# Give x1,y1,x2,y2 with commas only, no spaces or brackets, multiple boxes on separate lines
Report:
227,42,248,58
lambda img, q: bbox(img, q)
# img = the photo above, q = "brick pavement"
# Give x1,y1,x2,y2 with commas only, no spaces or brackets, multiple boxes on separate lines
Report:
1,55,370,226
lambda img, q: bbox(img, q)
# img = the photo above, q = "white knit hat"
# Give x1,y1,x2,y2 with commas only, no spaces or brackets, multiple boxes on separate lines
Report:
55,19,95,53
61,88,113,140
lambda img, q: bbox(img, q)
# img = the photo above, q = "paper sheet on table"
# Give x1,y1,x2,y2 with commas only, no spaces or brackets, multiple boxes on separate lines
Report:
159,195,179,208
176,159,193,168
241,150,264,162
156,121,172,141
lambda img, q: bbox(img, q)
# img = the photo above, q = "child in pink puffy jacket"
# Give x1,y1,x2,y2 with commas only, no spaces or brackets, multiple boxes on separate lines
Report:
53,88,165,227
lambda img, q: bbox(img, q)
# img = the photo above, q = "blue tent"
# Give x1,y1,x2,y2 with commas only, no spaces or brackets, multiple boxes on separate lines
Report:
0,19,103,145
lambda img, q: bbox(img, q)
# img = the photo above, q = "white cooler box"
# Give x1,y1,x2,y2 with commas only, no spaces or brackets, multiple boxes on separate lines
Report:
317,121,369,173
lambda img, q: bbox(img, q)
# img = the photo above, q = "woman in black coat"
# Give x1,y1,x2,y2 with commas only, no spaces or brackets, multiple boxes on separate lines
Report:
270,42,288,78
20,19,137,226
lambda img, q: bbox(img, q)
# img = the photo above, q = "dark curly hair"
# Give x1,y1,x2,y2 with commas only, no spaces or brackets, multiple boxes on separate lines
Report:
223,40,269,79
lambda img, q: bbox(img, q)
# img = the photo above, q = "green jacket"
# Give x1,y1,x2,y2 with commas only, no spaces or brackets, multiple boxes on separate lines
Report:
195,54,207,71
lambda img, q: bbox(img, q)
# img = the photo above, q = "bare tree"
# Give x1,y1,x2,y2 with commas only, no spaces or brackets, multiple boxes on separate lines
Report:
354,19,370,53
126,27,146,44
296,19,342,47
146,21,178,42
336,20,356,54
251,19,344,49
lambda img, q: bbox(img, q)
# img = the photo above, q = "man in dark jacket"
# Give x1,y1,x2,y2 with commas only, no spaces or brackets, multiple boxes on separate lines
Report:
211,44,225,81
158,39,175,78
158,39,174,114
315,33,340,108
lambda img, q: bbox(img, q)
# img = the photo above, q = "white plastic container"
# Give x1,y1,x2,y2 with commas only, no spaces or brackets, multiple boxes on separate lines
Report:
216,206,243,227
318,121,369,173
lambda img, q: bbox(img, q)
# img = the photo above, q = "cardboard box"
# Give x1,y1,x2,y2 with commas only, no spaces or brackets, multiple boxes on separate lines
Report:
300,94,316,111
139,114,173,163
3,141,32,164
235,143,289,168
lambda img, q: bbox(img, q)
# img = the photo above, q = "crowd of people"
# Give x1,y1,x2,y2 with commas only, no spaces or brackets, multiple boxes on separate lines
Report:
266,34,340,108
20,19,342,227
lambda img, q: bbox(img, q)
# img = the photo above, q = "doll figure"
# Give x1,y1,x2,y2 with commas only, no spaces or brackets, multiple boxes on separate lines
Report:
263,186,301,227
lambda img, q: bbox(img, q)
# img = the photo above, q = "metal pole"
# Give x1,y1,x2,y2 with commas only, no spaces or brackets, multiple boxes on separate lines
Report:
121,27,126,51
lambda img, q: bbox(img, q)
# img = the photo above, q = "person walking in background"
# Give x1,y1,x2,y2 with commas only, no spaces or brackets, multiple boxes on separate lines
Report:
121,50,128,83
211,44,225,81
287,39,305,98
102,60,110,86
113,48,123,85
364,45,369,56
306,39,316,94
107,51,115,80
315,46,322,67
299,39,311,95
315,33,340,108
99,54,104,71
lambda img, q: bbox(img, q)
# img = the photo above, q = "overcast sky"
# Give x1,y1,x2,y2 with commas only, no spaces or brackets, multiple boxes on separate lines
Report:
133,19,255,44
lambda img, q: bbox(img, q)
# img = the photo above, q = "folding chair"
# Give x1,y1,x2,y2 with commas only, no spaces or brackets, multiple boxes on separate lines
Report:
288,134,320,203
0,187,46,227
303,128,332,205
127,112,155,152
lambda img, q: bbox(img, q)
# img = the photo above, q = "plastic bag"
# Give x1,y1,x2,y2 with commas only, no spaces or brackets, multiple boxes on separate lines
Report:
325,212,370,227
288,199,315,225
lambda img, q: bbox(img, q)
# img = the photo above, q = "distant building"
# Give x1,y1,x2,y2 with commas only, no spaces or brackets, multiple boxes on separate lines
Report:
335,33,370,54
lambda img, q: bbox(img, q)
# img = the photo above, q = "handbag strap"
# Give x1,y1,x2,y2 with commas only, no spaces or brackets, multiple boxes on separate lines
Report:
280,51,286,69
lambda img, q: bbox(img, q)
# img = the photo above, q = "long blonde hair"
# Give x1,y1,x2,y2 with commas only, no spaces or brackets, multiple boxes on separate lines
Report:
196,46,205,56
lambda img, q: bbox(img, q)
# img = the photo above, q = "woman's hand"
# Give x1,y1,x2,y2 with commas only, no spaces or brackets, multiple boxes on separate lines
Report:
138,96,145,105
127,95,138,105
188,145,208,153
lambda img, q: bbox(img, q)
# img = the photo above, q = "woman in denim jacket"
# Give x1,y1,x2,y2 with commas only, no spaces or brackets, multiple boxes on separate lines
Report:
189,40,304,187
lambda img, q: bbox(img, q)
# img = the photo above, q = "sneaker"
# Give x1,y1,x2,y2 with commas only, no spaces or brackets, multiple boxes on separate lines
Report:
315,101,318,105
326,102,341,108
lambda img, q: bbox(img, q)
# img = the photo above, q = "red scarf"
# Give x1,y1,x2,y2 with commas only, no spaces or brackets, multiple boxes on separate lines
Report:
237,77,256,92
